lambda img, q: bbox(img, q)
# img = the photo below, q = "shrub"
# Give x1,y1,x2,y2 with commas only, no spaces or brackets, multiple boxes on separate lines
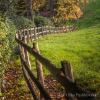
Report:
0,15,36,79
34,16,53,27
0,16,12,78
8,15,35,29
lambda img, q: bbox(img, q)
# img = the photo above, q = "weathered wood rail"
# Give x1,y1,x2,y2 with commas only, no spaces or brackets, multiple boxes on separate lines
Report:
19,26,75,41
16,26,95,100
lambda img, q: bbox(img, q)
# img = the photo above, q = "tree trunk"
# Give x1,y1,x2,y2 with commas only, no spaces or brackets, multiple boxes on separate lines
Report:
25,0,33,20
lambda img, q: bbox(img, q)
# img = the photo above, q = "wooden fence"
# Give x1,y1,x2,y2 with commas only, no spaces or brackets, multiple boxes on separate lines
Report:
18,26,76,41
15,26,95,100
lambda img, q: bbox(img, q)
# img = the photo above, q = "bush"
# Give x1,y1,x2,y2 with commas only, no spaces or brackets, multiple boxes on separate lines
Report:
0,16,13,78
0,14,36,79
8,16,35,29
0,16,8,38
34,16,53,27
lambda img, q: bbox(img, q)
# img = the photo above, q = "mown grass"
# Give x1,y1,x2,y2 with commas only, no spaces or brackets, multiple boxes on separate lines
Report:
29,25,100,93
41,27,99,76
29,0,100,96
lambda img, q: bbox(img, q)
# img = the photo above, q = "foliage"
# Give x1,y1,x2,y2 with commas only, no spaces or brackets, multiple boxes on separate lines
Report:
38,0,56,11
53,0,83,25
0,16,7,38
0,15,34,79
32,0,46,11
0,0,9,13
0,0,35,80
15,0,27,16
34,16,53,27
0,16,15,78
77,0,100,28
15,0,46,18
9,15,35,29
0,0,17,17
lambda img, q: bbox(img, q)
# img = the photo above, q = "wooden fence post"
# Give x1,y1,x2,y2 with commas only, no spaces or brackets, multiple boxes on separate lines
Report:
19,31,39,99
61,60,76,100
33,42,44,85
18,33,26,59
34,27,37,40
41,27,44,36
44,26,46,34
22,66,38,100
31,28,34,41
46,26,47,34
23,35,32,69
33,42,44,99
61,60,74,82
50,26,52,33
29,29,33,42
37,27,39,38
49,26,51,34
26,29,30,43
18,34,38,100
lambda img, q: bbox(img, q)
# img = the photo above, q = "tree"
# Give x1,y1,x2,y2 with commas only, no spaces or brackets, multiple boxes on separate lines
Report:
15,0,27,16
32,0,45,11
25,0,33,20
15,0,45,20
54,0,83,24
0,0,8,13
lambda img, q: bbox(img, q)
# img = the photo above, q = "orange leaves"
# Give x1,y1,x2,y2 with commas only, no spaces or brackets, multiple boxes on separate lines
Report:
55,0,83,21
32,0,45,11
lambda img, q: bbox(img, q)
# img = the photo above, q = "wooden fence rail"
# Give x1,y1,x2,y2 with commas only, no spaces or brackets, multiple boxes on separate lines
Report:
16,26,95,100
20,52,51,99
18,26,75,41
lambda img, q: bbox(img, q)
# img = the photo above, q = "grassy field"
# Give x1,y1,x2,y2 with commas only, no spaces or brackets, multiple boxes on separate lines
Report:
37,25,100,90
29,0,100,94
15,0,100,99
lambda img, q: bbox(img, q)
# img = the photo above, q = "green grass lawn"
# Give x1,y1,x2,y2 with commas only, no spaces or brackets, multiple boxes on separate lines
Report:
29,0,100,96
30,25,100,93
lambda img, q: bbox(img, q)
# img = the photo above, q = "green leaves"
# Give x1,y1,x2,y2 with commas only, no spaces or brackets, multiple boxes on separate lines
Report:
34,16,53,27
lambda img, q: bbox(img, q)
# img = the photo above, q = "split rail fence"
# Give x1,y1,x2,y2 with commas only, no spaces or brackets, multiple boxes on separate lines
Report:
15,26,95,100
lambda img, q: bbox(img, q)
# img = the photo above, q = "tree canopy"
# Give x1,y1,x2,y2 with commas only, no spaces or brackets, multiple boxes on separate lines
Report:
54,0,83,24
